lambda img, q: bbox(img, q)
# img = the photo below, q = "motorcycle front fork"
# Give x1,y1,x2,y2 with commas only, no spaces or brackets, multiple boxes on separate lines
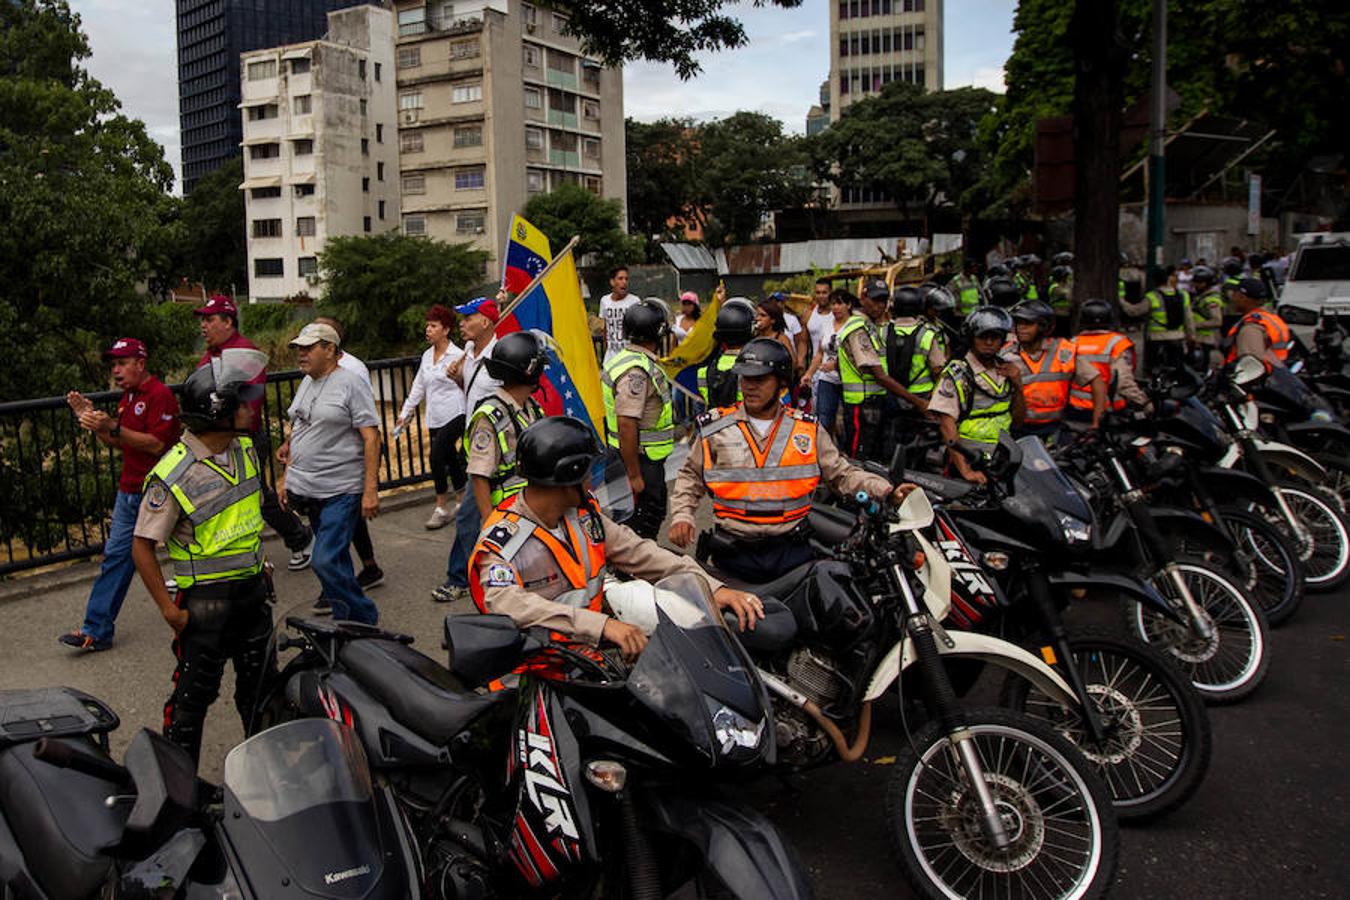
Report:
1237,436,1313,547
1025,573,1111,743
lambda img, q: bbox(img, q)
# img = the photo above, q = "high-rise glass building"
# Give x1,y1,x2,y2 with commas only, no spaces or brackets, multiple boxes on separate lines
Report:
176,0,372,192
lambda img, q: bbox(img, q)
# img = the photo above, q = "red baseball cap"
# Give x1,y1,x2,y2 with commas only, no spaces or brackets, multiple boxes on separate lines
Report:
194,294,238,318
455,296,500,323
103,337,148,360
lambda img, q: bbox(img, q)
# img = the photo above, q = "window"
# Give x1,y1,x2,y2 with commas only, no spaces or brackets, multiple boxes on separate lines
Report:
400,131,424,153
523,45,539,67
374,62,381,82
378,200,386,220
252,218,281,238
451,40,479,59
526,169,544,193
358,59,367,80
398,6,426,35
295,216,316,236
251,186,281,199
455,167,485,190
293,138,313,155
399,91,424,110
455,124,483,147
293,94,311,114
362,176,369,193
363,216,371,233
582,100,600,120
249,143,280,159
547,51,574,74
397,47,421,69
294,183,315,198
452,83,482,103
524,86,542,109
552,12,568,31
582,61,600,85
840,36,849,57
552,131,576,152
377,162,385,181
360,98,367,116
298,256,318,277
402,174,426,195
861,33,870,54
290,57,310,75
361,137,369,155
525,127,544,150
838,0,848,20
254,258,283,277
247,104,277,121
404,216,426,236
376,123,383,143
584,175,602,195
246,59,276,80
522,3,537,25
915,31,925,50
548,88,576,113
582,137,600,159
456,210,485,234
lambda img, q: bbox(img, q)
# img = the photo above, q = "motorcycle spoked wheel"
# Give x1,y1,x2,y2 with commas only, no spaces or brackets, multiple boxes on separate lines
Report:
1129,564,1271,704
885,707,1119,900
1310,453,1350,513
999,629,1212,822
1258,486,1350,591
1173,507,1306,627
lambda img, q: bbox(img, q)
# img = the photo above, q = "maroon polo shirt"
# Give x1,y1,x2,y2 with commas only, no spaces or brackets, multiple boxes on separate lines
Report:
118,376,180,493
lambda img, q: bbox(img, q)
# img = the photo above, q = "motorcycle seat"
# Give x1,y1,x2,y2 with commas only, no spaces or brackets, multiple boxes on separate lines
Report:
0,739,127,899
720,597,799,653
902,469,975,502
338,639,510,746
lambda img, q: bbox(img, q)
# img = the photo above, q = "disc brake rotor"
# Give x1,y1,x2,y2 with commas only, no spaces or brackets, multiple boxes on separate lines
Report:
939,772,1045,873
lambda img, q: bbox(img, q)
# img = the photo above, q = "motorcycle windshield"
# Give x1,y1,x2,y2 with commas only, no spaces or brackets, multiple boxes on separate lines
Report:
223,719,372,821
1007,437,1094,546
624,574,769,765
1176,397,1227,451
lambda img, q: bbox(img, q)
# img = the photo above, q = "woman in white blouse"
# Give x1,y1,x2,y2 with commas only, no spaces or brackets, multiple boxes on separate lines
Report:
396,305,468,529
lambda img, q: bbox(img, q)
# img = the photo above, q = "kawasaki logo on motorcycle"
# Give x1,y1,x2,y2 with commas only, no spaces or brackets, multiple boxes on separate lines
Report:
519,728,580,840
324,864,370,885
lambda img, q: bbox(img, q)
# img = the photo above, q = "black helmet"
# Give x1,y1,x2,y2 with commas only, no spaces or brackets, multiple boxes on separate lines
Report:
1049,264,1072,282
984,276,1023,308
986,263,1009,279
1011,299,1055,327
1079,298,1116,328
713,299,755,345
921,284,956,313
1023,254,1041,267
1220,256,1243,277
179,348,267,433
485,331,548,386
964,306,1014,341
890,285,925,317
1190,265,1217,287
1247,253,1265,270
1052,251,1074,267
1006,256,1023,270
732,337,793,383
517,416,600,487
622,298,669,343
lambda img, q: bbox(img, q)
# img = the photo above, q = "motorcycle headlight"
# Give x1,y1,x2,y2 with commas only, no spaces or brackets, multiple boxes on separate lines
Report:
1057,513,1092,544
1311,409,1335,424
706,698,765,759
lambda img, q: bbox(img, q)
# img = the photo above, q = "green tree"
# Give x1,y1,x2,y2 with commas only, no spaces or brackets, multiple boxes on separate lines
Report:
522,181,642,270
692,111,813,246
0,0,185,397
625,117,698,243
317,234,490,357
176,156,248,295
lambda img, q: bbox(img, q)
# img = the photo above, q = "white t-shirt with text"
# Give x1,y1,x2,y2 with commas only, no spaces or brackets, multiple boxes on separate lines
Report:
599,293,638,362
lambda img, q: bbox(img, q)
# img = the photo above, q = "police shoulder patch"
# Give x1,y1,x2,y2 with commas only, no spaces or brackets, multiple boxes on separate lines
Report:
582,511,605,544
626,372,646,396
471,429,493,452
482,520,517,549
695,407,722,428
486,563,516,587
145,479,170,511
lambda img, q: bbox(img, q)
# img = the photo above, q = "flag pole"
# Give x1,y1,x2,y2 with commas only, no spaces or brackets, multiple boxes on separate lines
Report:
496,234,582,321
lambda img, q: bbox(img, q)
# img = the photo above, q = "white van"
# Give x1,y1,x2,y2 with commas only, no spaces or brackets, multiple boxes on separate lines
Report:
1276,233,1350,345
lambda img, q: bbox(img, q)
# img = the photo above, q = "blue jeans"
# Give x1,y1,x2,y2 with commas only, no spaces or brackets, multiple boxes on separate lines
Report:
444,494,483,588
813,377,842,436
81,490,141,643
299,492,379,625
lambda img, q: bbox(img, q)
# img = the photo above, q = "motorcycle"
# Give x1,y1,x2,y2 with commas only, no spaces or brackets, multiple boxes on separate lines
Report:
0,686,421,899
703,487,1120,899
1248,361,1350,510
263,573,812,900
905,443,1212,821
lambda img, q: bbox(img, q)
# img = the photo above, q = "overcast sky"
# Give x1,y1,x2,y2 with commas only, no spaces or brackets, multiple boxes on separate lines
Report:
72,0,1015,194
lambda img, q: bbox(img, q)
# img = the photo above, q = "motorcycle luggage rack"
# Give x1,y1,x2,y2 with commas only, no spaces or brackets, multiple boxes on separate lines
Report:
0,687,119,751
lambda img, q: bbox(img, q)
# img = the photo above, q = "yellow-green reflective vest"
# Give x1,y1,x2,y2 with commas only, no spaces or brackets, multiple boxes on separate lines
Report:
145,437,264,589
837,315,887,405
463,396,542,505
1146,288,1190,337
1016,273,1040,302
602,348,674,460
1118,279,1127,301
1191,289,1224,344
698,351,740,406
1049,280,1073,312
885,320,938,396
946,360,1013,448
950,275,982,315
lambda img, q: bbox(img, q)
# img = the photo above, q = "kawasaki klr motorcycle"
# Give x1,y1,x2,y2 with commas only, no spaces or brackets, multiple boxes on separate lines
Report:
902,444,1212,821
701,487,1119,900
0,687,421,899
266,573,811,900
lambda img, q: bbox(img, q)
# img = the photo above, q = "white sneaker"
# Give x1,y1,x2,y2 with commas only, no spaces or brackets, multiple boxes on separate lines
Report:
288,531,315,571
425,506,453,530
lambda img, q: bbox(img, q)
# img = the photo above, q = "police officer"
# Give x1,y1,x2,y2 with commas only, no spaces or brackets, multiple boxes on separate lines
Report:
1189,265,1225,368
1014,255,1042,301
469,416,764,660
433,331,548,603
1226,277,1291,370
930,306,1024,483
984,275,1023,310
1142,268,1195,371
130,348,274,763
699,298,755,407
1219,255,1245,317
950,258,984,317
1009,300,1104,441
1068,299,1153,421
921,283,960,358
885,285,947,410
602,298,674,539
1047,264,1074,334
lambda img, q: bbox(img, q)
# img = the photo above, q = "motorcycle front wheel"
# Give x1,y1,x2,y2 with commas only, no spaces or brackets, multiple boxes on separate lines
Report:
1131,563,1270,703
885,707,1119,900
1001,629,1212,822
1264,485,1350,591
1184,507,1306,626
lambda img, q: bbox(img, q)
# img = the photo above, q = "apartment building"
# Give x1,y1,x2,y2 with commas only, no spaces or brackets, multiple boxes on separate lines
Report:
392,0,626,257
239,5,399,301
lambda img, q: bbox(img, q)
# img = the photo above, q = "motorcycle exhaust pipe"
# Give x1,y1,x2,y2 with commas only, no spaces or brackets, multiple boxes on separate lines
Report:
758,669,873,762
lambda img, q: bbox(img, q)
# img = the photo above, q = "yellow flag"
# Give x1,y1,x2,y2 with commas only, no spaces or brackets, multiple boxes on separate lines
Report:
659,291,723,381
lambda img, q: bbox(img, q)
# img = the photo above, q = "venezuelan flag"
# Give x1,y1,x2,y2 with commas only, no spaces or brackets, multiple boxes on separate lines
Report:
502,213,552,294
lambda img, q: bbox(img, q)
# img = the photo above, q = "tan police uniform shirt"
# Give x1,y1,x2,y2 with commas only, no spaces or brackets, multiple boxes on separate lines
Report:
133,431,256,547
669,406,893,540
1234,317,1282,367
464,388,539,480
475,493,725,645
927,353,1009,422
839,317,884,377
612,343,669,432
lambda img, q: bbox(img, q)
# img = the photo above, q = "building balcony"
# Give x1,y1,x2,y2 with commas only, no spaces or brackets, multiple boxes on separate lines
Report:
547,109,578,129
548,149,580,168
545,69,578,90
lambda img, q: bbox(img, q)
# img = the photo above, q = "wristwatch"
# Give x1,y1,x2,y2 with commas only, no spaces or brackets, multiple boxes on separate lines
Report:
109,423,121,439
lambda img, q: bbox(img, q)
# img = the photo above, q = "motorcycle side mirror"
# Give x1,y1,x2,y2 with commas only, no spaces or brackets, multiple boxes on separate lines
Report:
1231,355,1266,387
123,729,198,836
444,614,528,687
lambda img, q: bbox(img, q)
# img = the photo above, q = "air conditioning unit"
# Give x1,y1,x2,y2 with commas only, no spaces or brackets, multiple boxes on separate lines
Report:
399,109,419,125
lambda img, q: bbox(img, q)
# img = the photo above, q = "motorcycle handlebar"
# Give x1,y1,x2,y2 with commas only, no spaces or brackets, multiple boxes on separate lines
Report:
32,737,130,785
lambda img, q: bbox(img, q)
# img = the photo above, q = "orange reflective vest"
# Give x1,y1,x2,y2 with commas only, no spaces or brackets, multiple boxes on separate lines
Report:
1018,338,1076,425
468,494,607,616
699,407,822,526
1070,331,1132,412
1225,308,1291,365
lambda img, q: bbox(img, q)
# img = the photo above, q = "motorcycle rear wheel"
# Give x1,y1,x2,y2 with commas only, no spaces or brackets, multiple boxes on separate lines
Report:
1174,507,1306,626
885,707,1119,900
1130,564,1270,703
1000,629,1212,822
1262,485,1350,591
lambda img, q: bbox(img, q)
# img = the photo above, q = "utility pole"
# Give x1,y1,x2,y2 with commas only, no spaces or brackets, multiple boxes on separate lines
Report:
1146,0,1167,280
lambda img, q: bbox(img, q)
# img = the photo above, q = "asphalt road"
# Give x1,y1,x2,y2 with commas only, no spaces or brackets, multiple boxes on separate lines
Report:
2,492,1347,898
